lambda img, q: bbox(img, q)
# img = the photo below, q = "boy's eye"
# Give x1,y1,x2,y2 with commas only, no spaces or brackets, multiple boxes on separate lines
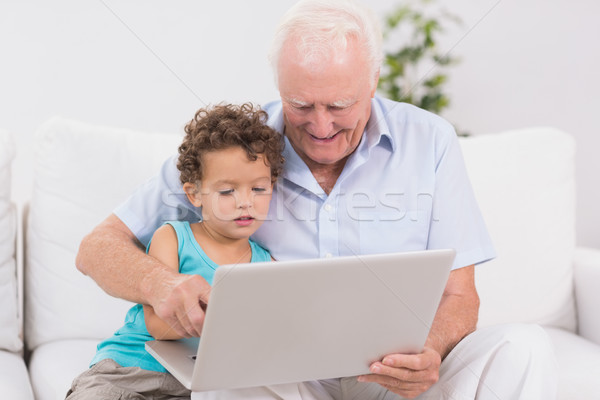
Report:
252,187,267,192
218,189,234,195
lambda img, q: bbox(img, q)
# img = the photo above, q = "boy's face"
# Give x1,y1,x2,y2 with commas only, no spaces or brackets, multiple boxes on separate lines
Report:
185,147,273,242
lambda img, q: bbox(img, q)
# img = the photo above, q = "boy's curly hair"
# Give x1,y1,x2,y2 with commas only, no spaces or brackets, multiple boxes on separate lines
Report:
177,103,284,185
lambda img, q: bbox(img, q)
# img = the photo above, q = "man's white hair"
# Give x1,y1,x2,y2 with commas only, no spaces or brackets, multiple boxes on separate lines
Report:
268,0,383,89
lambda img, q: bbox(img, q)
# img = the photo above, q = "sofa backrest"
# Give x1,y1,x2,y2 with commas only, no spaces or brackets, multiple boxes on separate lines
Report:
461,128,576,331
24,118,578,350
25,118,182,351
0,130,22,353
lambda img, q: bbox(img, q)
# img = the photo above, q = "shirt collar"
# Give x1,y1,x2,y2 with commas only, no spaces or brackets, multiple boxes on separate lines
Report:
364,95,396,153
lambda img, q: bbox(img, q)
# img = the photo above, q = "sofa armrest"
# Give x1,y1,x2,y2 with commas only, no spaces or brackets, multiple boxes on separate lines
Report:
16,202,27,350
574,246,600,345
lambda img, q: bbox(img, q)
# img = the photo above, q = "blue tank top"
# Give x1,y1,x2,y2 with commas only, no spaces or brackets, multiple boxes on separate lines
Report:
90,221,272,372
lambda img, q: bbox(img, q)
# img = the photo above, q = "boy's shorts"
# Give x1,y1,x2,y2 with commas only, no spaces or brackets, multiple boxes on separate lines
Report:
65,358,191,400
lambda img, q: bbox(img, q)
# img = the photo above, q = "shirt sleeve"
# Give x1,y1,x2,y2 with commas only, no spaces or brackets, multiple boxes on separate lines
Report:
113,155,202,247
427,125,496,269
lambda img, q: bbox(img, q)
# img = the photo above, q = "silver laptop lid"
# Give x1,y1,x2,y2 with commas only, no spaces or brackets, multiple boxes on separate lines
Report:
184,249,455,391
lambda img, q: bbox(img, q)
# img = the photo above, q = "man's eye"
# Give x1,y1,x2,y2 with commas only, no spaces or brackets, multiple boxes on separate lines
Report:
329,105,350,113
218,189,234,195
293,104,311,111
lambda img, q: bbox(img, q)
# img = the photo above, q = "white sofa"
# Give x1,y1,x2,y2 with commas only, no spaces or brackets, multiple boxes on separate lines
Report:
0,129,34,399
1,118,600,399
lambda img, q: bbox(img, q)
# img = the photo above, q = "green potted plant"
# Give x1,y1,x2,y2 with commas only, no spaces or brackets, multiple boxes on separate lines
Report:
378,0,462,116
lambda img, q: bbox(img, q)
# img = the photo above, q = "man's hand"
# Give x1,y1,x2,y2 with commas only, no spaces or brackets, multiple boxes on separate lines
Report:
147,266,212,338
357,265,478,398
357,347,441,398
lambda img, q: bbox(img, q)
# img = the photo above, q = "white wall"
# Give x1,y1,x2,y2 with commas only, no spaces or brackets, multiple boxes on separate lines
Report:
441,0,600,249
1,0,599,248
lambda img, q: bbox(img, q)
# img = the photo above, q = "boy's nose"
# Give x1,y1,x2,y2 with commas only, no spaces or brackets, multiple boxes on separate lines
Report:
238,201,252,209
236,192,253,209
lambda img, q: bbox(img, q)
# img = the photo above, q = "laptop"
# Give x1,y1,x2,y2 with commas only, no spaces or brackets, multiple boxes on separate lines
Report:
145,248,455,392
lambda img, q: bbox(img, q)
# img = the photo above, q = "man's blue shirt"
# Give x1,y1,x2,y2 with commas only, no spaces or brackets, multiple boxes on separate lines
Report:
114,96,495,269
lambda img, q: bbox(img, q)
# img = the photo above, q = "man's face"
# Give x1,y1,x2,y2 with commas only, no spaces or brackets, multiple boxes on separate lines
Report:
277,39,377,169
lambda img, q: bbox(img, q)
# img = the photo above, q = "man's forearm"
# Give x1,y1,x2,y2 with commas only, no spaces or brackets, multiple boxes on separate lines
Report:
75,214,171,305
426,266,479,360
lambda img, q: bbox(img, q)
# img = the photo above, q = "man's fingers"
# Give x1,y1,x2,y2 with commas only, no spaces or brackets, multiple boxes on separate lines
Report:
153,274,211,337
183,299,206,336
197,285,211,305
357,349,442,398
166,315,189,338
367,362,430,383
161,299,205,337
357,373,428,398
380,351,434,371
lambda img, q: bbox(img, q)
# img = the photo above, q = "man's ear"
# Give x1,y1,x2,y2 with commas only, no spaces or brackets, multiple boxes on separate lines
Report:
183,182,202,207
371,69,380,97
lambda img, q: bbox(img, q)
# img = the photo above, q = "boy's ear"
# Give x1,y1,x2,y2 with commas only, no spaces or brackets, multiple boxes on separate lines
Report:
183,182,202,207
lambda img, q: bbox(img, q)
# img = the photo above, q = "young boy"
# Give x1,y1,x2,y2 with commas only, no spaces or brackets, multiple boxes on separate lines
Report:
66,103,284,399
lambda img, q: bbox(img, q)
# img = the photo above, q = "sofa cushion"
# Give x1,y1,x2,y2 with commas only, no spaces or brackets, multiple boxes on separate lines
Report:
28,339,98,400
0,130,21,352
573,247,600,345
0,350,34,400
26,117,182,350
545,327,600,400
460,128,576,331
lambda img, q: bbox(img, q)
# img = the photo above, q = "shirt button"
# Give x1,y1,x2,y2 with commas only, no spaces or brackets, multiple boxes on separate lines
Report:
324,204,332,212
325,253,333,258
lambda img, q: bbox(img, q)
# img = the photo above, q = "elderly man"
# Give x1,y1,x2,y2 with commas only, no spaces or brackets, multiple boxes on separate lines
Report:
76,0,557,399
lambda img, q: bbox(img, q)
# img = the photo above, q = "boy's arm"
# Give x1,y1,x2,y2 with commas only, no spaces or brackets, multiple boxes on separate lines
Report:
143,224,201,340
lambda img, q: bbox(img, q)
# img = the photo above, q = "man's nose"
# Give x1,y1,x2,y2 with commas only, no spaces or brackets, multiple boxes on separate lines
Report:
309,109,334,138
